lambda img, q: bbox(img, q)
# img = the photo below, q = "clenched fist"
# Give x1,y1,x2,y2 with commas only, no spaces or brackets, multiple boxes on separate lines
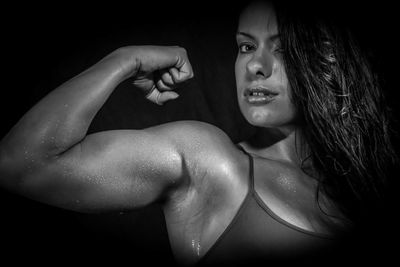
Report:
110,45,194,105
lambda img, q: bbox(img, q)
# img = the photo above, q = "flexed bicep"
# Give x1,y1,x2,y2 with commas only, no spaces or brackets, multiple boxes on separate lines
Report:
0,45,197,213
20,128,185,213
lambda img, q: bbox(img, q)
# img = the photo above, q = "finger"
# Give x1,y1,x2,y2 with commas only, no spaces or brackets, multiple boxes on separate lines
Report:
170,62,194,82
145,87,179,105
178,60,194,80
145,87,163,105
161,70,175,85
169,68,179,83
156,79,173,91
172,48,194,82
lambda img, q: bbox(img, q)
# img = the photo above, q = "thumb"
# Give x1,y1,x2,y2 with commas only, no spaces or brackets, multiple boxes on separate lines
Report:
157,91,180,105
146,89,179,105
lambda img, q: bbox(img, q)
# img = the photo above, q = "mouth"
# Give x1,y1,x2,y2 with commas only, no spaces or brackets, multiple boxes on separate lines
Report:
244,86,279,105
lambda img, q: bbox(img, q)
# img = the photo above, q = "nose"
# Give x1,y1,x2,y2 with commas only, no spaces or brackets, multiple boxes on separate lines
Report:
246,48,273,79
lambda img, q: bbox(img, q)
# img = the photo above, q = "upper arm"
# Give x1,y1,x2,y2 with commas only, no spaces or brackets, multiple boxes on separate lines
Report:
15,123,186,213
7,120,237,213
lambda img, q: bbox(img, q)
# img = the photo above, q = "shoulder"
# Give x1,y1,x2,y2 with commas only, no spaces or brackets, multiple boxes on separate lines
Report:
147,120,232,144
154,120,247,198
147,120,242,162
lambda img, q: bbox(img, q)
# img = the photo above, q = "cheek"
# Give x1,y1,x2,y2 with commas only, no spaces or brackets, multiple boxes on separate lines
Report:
274,63,294,105
276,62,289,91
279,98,297,120
235,58,245,85
274,80,297,123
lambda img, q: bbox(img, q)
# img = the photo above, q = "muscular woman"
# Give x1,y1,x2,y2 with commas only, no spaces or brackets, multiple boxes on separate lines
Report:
0,1,397,265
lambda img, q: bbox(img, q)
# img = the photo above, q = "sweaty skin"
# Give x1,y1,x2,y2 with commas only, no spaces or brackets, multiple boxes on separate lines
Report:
0,3,346,266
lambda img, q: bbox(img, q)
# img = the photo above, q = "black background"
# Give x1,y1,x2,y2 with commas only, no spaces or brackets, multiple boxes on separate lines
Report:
1,1,399,266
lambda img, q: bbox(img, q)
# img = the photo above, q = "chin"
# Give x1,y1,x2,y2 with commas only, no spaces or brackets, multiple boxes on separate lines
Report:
245,108,277,127
242,105,295,129
245,104,272,119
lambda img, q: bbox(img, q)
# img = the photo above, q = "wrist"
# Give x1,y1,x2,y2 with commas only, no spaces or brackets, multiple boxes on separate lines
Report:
109,46,141,80
93,46,140,83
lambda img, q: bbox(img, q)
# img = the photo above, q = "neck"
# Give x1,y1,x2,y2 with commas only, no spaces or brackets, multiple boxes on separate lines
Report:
244,125,310,167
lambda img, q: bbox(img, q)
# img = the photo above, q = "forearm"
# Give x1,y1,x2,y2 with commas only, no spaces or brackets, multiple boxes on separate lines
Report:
1,48,136,159
0,45,192,195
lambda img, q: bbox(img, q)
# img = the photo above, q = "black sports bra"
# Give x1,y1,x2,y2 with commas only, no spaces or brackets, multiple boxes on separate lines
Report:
197,145,338,266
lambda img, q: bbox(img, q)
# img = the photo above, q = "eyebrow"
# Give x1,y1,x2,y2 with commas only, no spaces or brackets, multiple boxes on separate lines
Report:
236,31,280,42
236,31,255,40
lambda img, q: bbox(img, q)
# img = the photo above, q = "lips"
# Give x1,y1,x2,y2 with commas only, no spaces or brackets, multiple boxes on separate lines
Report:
244,86,279,105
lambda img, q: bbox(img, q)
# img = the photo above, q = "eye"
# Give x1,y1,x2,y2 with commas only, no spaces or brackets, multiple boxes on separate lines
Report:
272,43,284,55
274,47,285,55
238,43,256,53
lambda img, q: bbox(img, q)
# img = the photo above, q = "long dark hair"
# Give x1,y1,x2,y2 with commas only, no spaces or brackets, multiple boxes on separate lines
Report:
272,1,398,223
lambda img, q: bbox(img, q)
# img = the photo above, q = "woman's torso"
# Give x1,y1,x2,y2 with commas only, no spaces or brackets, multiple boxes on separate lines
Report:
163,140,345,265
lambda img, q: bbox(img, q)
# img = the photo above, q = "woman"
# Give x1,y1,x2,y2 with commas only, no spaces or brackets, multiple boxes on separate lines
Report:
0,1,397,265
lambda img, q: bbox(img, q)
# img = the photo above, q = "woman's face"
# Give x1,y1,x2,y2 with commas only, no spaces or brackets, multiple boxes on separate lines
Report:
235,1,297,129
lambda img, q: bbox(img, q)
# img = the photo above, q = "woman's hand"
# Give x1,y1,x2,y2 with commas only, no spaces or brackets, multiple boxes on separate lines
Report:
116,45,194,105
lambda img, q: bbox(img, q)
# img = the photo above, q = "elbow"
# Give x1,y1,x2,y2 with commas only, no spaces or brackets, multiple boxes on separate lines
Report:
0,143,45,194
0,123,65,195
0,145,22,192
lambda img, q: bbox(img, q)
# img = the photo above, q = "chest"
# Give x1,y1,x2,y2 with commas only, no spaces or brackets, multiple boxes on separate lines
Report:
162,154,335,265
